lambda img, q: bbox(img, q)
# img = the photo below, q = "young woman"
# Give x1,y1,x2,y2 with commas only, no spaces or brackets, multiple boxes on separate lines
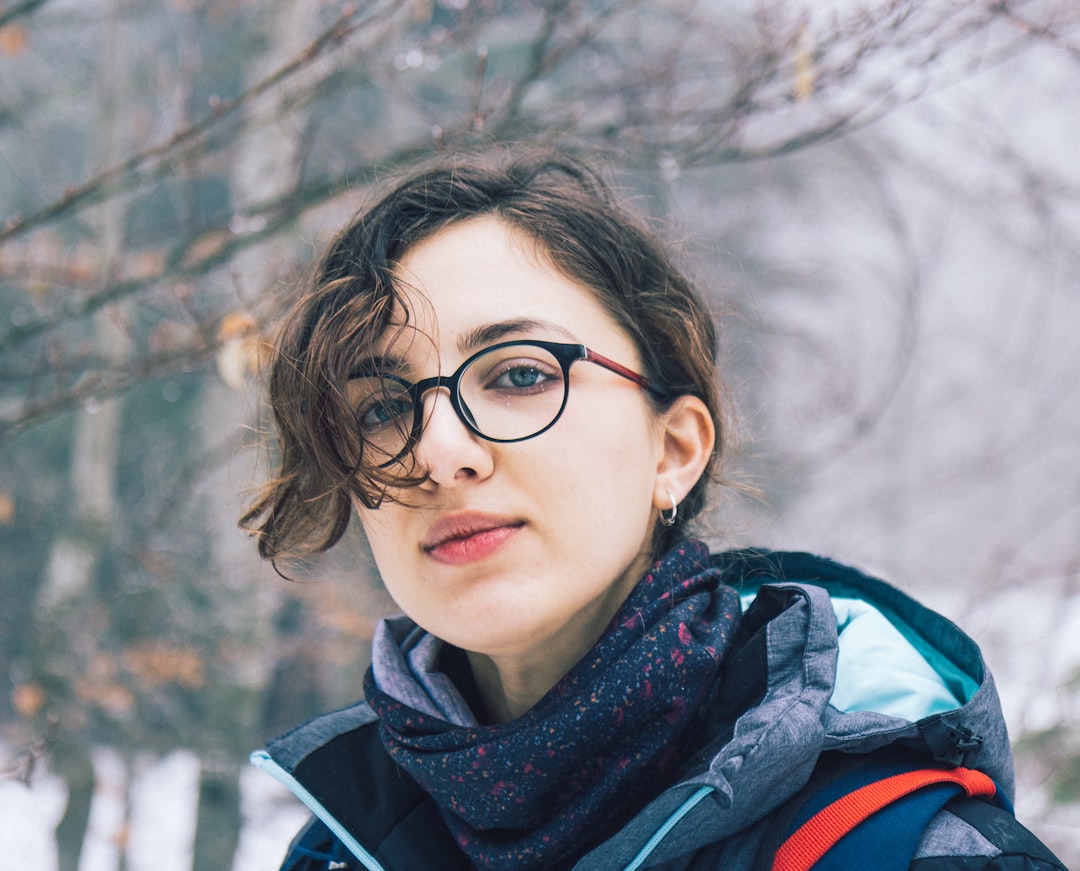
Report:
243,151,1066,870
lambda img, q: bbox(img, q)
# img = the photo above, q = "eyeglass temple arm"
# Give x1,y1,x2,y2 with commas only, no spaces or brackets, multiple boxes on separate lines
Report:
583,348,670,398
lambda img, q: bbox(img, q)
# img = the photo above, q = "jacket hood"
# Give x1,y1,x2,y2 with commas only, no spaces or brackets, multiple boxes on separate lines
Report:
252,549,1015,871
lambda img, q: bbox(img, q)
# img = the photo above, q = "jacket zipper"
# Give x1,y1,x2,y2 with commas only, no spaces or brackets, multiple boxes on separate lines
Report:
250,750,387,871
620,785,715,871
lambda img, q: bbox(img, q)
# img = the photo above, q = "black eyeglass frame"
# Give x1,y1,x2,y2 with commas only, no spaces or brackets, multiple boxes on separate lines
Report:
353,339,671,468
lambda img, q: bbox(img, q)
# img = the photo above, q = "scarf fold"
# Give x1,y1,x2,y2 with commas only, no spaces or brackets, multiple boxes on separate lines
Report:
364,540,742,870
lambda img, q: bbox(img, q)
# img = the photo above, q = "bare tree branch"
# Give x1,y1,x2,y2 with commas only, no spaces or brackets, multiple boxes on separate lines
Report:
0,0,52,29
2,0,1077,441
0,0,406,244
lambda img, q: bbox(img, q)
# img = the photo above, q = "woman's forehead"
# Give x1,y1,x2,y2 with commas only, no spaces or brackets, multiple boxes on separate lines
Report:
381,217,633,362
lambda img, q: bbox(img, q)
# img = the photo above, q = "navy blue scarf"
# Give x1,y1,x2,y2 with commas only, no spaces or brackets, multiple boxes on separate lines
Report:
364,540,742,870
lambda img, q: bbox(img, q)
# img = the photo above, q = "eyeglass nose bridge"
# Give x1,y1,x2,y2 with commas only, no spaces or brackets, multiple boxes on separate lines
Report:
407,371,482,441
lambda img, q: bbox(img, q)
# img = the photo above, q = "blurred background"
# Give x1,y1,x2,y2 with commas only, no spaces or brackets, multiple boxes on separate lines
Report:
1,0,1078,868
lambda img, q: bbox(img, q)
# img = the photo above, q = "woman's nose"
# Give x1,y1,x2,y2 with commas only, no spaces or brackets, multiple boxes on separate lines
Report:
411,388,494,487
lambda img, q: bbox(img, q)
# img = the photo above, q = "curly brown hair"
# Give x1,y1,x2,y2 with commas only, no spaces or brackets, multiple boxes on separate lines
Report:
241,148,729,562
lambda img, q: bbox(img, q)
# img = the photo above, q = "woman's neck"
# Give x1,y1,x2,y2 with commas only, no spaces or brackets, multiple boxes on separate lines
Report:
466,651,568,723
465,601,621,722
463,551,653,722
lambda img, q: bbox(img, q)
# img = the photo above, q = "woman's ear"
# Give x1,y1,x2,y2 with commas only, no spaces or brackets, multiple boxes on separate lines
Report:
652,395,715,510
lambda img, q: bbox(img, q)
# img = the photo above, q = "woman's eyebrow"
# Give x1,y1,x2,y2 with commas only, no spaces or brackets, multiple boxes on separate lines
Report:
348,320,578,378
457,318,577,355
348,353,403,379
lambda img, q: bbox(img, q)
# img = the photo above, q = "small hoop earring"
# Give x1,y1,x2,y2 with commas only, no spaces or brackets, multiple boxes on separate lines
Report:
660,492,678,527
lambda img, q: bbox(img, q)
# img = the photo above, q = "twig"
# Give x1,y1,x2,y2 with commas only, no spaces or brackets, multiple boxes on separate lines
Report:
0,0,52,30
0,1,405,244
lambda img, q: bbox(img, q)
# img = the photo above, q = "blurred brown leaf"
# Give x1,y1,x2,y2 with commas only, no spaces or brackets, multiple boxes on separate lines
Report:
216,312,265,388
12,682,46,717
127,250,168,281
124,641,207,691
180,230,232,270
0,491,14,524
0,25,28,57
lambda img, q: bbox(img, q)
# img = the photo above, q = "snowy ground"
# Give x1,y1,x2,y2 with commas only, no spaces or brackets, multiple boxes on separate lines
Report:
0,747,308,871
4,731,1079,870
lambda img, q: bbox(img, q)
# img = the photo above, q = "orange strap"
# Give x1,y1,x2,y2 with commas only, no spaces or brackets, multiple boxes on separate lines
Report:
772,766,997,871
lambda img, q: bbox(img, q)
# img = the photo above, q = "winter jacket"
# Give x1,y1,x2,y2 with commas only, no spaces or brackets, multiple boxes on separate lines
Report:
252,549,1067,870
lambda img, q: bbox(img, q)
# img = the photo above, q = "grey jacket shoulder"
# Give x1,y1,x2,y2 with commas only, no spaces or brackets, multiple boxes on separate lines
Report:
642,800,1066,870
911,798,1067,870
572,550,1061,869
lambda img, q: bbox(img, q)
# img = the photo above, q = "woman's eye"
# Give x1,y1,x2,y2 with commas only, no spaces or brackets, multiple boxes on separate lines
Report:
489,361,559,392
350,381,413,430
359,397,411,428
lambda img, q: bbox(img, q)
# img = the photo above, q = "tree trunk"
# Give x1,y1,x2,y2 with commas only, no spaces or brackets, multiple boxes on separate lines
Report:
192,761,243,871
53,752,94,871
36,1,135,867
188,2,323,867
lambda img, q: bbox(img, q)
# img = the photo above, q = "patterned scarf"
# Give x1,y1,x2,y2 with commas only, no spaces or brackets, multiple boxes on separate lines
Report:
364,540,742,870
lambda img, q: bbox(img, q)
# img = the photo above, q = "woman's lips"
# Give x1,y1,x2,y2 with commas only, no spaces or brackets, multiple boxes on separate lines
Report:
422,513,524,566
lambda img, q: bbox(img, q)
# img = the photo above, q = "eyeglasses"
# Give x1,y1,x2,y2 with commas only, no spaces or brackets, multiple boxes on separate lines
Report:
348,339,667,467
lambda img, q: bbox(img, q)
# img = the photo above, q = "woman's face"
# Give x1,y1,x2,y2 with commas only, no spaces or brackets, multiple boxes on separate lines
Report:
354,216,670,667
